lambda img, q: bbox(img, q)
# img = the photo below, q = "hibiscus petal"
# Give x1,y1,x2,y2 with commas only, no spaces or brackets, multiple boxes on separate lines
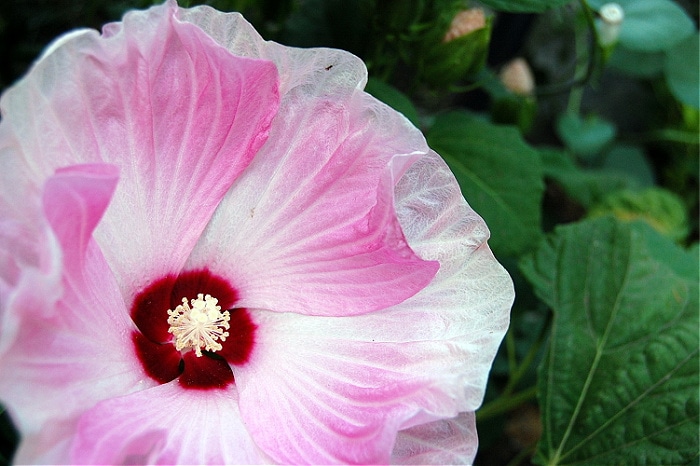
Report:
175,5,437,316
71,382,271,465
43,164,119,272
189,91,438,316
11,419,76,465
391,412,478,465
392,151,513,411
0,168,146,463
235,310,456,464
234,151,512,463
0,132,62,354
178,6,369,97
0,1,279,305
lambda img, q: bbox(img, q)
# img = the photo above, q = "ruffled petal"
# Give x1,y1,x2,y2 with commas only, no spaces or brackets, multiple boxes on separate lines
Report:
189,91,438,316
391,412,478,465
235,310,458,464
178,6,369,97
0,130,61,355
176,5,436,316
392,151,513,411
0,168,147,463
42,164,119,272
0,1,279,304
234,151,512,463
71,382,271,465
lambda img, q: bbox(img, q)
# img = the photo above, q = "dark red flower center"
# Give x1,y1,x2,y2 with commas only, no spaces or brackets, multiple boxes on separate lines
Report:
131,269,256,390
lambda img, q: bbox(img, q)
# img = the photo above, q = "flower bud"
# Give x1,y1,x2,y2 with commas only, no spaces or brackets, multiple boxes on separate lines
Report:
419,8,492,88
598,3,624,46
499,57,535,96
492,58,537,133
443,9,486,43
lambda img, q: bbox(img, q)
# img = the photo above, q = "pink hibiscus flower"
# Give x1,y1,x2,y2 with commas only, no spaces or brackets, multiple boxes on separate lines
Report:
0,1,513,464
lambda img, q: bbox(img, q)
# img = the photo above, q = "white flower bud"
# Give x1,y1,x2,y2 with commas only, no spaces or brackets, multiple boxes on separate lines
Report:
598,3,624,46
499,58,535,96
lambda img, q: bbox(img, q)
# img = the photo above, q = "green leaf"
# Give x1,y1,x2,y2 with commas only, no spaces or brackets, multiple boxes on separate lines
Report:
364,77,420,127
476,0,570,13
589,187,690,242
540,148,640,208
427,112,544,257
556,113,616,158
602,144,655,188
420,18,492,88
665,33,700,109
521,217,699,465
608,45,665,78
589,0,695,52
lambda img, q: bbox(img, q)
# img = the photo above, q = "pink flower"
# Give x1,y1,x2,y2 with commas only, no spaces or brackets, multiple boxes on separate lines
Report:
0,1,513,464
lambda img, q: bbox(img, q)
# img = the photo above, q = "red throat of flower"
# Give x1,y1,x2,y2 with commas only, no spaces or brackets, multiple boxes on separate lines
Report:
130,269,256,390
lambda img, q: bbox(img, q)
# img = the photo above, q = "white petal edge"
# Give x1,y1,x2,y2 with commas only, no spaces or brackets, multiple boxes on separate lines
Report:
392,412,478,465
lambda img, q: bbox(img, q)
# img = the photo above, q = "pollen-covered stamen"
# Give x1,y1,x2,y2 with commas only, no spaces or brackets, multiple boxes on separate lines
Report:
167,293,231,357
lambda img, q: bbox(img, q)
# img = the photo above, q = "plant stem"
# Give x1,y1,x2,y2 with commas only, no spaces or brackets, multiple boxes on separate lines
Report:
503,311,552,398
536,1,599,98
644,129,700,145
477,386,538,421
477,312,551,422
566,2,596,114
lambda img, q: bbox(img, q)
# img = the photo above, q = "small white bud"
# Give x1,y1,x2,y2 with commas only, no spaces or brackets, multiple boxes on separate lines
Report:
598,3,624,46
499,58,535,96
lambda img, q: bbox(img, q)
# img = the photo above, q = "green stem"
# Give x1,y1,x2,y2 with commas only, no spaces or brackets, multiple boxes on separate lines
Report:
476,312,551,422
539,1,599,99
566,2,595,114
503,311,552,398
643,129,700,145
477,386,538,421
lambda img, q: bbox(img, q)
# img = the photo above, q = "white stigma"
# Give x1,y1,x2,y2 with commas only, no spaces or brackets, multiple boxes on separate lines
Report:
167,293,230,357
